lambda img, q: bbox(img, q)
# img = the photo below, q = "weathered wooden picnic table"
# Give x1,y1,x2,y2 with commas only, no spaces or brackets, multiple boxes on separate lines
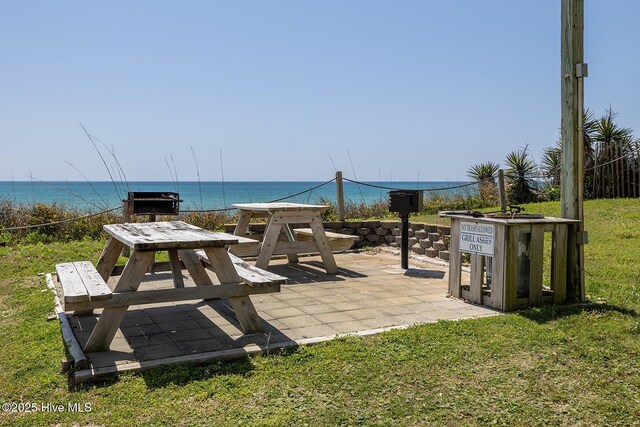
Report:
55,221,285,353
231,202,357,274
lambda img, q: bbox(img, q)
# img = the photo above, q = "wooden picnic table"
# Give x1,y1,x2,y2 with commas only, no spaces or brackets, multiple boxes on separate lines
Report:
60,221,281,353
231,202,340,274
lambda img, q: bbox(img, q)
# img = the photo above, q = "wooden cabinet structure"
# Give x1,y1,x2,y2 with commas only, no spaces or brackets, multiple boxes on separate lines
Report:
443,214,580,311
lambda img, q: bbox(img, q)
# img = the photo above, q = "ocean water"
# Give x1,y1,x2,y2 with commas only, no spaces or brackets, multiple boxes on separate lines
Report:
0,180,477,211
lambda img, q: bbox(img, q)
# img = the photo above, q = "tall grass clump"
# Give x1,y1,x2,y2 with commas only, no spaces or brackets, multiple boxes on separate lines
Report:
179,211,234,230
0,199,234,246
318,198,392,221
421,193,490,214
0,200,121,245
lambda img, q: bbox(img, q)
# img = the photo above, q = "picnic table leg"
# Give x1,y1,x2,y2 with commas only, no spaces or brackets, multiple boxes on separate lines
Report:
255,218,282,271
95,236,125,283
167,249,185,288
178,249,214,285
282,224,299,264
309,219,338,274
234,211,253,236
203,247,265,334
83,251,155,353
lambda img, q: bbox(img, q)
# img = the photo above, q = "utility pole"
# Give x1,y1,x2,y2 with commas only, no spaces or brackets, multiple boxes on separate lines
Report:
560,0,586,302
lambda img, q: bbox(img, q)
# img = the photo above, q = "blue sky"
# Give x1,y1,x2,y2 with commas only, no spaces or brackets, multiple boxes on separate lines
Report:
1,1,638,182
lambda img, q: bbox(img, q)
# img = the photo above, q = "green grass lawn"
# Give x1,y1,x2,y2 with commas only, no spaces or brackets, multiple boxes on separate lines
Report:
1,199,639,426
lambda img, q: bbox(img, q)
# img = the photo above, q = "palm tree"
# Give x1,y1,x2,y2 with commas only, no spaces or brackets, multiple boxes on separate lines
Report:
467,161,500,204
505,145,538,204
541,140,562,187
540,141,562,201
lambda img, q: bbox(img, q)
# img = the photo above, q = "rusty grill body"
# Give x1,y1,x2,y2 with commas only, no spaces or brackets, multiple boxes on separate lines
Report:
125,192,181,216
388,190,423,269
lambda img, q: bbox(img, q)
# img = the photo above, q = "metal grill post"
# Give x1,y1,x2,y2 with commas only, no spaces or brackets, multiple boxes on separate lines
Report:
400,213,409,269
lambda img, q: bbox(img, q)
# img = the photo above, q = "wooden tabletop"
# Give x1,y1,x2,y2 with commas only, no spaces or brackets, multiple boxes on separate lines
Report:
231,202,329,212
440,214,581,225
103,221,253,251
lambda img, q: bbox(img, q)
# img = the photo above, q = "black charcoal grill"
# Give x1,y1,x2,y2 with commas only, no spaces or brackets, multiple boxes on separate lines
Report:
125,192,181,218
388,190,423,269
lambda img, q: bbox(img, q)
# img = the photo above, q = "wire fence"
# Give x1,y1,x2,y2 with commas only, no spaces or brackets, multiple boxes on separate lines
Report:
342,177,490,192
180,178,337,213
3,158,638,234
1,175,486,233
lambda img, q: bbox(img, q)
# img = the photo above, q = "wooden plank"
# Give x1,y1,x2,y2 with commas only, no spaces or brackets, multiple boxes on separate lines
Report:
227,296,264,334
230,240,334,258
231,202,329,212
83,250,155,353
196,250,287,285
58,312,89,370
282,224,299,264
167,249,184,288
294,228,359,241
490,223,506,310
469,254,484,304
255,220,282,270
95,236,124,281
233,211,253,236
73,261,112,301
324,238,357,253
542,224,555,233
503,225,521,311
55,263,89,303
336,171,345,221
448,219,462,298
63,283,280,311
552,223,568,304
46,273,89,370
528,225,544,306
103,221,239,251
227,241,261,257
112,260,188,276
309,220,338,274
228,253,288,285
204,247,264,334
178,249,214,286
442,214,580,225
270,211,322,225
203,247,241,283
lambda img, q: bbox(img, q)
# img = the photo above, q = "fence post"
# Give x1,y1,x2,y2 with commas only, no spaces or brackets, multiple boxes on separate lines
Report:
122,198,131,257
498,169,507,212
336,171,345,222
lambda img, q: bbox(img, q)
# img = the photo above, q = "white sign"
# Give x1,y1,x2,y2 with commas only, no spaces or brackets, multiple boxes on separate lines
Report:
459,221,495,256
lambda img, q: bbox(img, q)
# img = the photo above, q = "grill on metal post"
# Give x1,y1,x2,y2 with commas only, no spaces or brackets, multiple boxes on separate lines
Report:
388,190,423,269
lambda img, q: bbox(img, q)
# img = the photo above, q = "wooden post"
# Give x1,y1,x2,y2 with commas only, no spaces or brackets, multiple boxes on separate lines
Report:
498,169,507,212
122,199,132,257
560,0,585,302
336,171,345,222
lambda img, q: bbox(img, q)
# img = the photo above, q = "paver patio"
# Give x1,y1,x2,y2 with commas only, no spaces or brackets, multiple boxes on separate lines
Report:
62,250,498,383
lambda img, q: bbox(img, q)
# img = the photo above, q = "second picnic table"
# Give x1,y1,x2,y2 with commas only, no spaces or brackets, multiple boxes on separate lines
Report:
231,202,343,274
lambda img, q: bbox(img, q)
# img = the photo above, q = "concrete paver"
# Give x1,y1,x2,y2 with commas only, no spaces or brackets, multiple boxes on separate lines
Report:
64,250,499,380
